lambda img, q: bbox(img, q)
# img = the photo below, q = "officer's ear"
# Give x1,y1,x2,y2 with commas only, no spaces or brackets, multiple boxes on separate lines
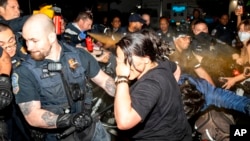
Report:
48,32,57,44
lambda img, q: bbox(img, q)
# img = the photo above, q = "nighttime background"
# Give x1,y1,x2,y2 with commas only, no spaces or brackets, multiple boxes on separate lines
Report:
18,0,250,25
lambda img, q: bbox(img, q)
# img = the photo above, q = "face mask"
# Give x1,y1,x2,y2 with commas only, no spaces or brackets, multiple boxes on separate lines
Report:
194,32,212,43
238,32,250,42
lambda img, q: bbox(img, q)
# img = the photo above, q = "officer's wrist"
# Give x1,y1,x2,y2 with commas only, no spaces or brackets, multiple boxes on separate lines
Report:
96,50,104,57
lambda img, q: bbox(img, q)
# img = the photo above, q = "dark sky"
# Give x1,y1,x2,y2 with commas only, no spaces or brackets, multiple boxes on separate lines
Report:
19,0,95,21
18,0,245,23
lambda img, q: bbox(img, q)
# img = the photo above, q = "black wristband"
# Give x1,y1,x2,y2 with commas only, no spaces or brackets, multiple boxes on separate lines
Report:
116,75,128,79
115,75,128,84
115,80,128,85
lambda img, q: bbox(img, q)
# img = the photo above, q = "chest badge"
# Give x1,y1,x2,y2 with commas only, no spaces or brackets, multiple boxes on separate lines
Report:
68,58,79,70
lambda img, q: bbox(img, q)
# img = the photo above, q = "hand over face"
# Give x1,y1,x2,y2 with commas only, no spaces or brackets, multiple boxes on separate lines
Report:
115,46,130,77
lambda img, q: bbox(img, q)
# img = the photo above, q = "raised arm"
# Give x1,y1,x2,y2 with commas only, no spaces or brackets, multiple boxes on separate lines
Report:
91,69,116,97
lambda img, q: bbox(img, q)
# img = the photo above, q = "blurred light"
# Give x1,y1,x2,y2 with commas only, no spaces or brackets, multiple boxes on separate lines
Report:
136,4,141,9
172,5,186,13
97,4,102,9
170,19,175,23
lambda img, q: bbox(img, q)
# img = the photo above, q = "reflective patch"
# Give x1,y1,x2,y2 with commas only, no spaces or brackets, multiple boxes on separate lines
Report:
11,73,19,94
65,28,78,35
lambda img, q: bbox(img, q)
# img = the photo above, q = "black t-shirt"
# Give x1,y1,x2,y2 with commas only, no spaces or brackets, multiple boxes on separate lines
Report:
13,43,100,104
124,60,192,141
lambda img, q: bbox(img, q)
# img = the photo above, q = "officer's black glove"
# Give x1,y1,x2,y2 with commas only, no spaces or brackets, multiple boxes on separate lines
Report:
56,112,92,131
0,74,12,110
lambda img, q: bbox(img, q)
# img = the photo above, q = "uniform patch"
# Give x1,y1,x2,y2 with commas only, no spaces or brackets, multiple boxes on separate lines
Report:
11,73,19,94
68,58,79,70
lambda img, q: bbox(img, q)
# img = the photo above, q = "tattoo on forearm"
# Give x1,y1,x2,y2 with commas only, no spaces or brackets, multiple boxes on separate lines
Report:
19,102,33,115
41,112,57,127
105,77,116,97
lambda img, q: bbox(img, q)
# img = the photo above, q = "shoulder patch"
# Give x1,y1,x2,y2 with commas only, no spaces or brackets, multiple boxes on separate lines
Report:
11,73,19,94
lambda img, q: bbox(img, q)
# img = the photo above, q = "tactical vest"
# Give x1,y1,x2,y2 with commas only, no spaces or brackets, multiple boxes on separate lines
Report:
22,43,88,115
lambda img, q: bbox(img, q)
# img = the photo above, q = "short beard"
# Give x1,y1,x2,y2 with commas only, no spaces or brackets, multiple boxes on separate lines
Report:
30,44,52,61
30,52,46,61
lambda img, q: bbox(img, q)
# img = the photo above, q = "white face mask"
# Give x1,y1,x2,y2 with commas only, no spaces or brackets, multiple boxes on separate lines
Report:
238,32,250,42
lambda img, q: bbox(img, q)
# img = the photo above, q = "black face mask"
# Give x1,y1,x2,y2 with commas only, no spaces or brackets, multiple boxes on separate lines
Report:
194,32,213,43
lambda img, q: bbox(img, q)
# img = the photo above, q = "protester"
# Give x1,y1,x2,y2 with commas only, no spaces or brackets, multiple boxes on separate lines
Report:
179,73,250,119
222,19,250,90
114,32,192,140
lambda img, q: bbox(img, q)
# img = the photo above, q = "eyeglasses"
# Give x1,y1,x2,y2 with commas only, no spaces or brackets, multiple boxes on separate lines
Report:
0,35,17,50
3,42,17,50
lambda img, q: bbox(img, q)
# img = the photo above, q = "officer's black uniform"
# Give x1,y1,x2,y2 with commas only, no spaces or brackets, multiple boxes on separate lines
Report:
190,32,238,86
62,23,87,47
12,42,108,141
8,34,32,141
0,47,13,140
0,15,30,33
156,27,175,44
211,23,236,46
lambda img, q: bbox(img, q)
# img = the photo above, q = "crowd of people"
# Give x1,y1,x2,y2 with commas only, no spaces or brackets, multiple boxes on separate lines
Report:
0,0,250,140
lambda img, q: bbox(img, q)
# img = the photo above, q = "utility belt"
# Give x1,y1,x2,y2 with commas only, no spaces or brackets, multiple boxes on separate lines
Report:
30,121,96,141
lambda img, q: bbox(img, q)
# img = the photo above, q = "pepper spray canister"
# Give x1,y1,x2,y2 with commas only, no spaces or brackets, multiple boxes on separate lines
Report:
86,37,93,52
53,15,62,35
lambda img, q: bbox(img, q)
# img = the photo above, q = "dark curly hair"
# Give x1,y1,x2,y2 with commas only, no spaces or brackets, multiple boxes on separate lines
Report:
179,79,205,119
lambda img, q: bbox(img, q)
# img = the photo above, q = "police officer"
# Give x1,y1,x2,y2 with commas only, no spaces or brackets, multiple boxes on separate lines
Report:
119,13,145,36
0,47,12,140
211,13,236,46
156,16,175,44
12,14,116,141
167,29,215,86
0,23,31,141
0,23,27,65
62,10,93,47
190,19,238,86
0,0,30,33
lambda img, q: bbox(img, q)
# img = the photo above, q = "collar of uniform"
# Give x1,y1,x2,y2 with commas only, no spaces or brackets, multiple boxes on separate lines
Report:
59,41,72,53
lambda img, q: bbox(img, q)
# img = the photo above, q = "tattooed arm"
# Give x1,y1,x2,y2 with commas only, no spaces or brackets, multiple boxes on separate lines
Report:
19,100,58,129
91,69,116,97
